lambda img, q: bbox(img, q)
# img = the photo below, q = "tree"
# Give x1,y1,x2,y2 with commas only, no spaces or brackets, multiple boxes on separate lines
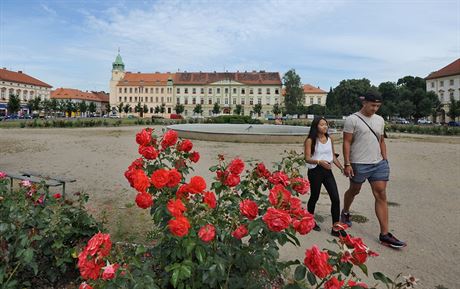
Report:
143,104,148,116
50,98,58,116
123,103,131,114
282,69,304,114
135,102,143,117
79,101,88,117
105,103,111,114
234,104,243,115
117,102,124,116
7,94,20,115
272,103,281,116
398,100,415,119
397,76,439,121
193,104,203,115
88,102,96,114
160,103,166,114
154,106,160,114
307,104,325,116
253,103,262,117
212,103,220,115
174,104,184,115
326,79,372,116
447,96,460,121
64,100,74,117
42,99,51,117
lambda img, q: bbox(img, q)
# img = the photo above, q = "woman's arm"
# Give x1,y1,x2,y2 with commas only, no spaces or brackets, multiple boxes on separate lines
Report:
304,138,320,165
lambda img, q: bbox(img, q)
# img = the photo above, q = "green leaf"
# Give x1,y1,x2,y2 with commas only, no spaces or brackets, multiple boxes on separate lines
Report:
340,262,353,276
185,239,196,255
171,268,180,288
307,271,317,286
135,245,147,256
373,272,394,285
358,263,368,276
294,265,306,281
23,248,34,263
180,264,192,278
209,165,219,172
195,246,205,263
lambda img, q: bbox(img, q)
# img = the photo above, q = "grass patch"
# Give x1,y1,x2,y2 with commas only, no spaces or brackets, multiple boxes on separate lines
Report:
387,201,400,207
350,213,369,224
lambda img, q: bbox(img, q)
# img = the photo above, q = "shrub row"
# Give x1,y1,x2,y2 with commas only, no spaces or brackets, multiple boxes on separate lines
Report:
386,124,460,135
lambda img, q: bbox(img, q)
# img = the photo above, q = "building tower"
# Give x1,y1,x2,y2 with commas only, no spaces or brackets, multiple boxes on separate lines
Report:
109,51,125,111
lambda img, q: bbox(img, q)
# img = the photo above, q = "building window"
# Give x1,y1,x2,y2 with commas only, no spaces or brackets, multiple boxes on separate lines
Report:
265,97,270,104
119,88,122,93
161,88,164,93
216,98,220,104
317,97,321,104
249,98,253,105
257,98,262,104
118,97,121,102
150,107,154,113
258,88,262,94
140,97,143,102
184,97,188,105
176,97,180,104
440,92,444,103
149,97,152,102
135,88,138,93
161,97,164,103
310,98,314,105
177,88,180,94
156,88,159,93
440,81,444,87
124,96,127,102
168,107,171,113
431,82,435,88
241,99,245,105
208,98,212,105
129,88,133,93
249,89,253,94
208,88,212,94
275,89,279,94
200,98,204,105
266,88,270,94
217,88,221,94
192,98,196,105
134,97,138,102
225,98,228,105
450,92,454,97
150,88,154,93
201,88,204,94
156,97,159,102
233,98,236,105
192,88,196,94
233,88,237,94
225,88,229,94
241,88,245,94
184,110,188,116
450,79,454,86
124,88,127,93
185,88,188,94
129,97,132,102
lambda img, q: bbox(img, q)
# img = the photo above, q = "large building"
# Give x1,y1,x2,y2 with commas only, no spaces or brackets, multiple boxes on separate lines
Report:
303,84,327,106
51,88,109,117
109,53,282,117
0,68,52,116
425,58,460,122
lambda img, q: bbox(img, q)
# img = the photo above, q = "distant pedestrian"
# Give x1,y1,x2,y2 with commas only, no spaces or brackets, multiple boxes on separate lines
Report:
341,90,406,248
304,116,346,237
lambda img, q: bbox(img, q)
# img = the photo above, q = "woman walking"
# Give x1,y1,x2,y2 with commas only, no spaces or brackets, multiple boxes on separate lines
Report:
304,116,346,237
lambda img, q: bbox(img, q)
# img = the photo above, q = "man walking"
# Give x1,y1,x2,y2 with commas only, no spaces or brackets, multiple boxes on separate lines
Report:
341,90,406,248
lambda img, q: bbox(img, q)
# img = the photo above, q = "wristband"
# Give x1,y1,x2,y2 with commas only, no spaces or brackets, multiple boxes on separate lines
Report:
344,164,351,166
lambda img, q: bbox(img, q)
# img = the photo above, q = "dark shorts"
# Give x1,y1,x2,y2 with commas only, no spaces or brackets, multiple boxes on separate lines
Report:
350,159,390,184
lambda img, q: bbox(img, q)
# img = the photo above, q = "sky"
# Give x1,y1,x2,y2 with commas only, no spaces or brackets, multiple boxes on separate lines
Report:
0,0,459,92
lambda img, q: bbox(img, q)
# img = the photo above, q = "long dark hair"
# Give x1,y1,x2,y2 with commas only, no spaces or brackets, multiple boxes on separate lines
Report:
305,116,329,156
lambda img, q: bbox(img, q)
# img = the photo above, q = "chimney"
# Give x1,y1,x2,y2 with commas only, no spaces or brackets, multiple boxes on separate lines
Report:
18,70,22,73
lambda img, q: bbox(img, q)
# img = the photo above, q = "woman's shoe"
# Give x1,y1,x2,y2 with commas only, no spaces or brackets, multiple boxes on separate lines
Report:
331,229,348,238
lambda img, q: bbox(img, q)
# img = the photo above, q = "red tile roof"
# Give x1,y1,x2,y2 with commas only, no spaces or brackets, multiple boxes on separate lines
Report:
51,88,109,102
425,58,460,80
0,68,52,88
303,84,327,94
117,72,172,86
174,71,281,85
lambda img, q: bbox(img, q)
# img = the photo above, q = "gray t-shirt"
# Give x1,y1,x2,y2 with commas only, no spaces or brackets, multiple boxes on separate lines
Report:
343,112,384,164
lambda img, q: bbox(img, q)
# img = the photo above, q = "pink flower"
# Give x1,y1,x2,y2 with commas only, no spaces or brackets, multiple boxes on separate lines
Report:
102,263,120,280
19,180,32,187
0,171,7,179
79,282,93,289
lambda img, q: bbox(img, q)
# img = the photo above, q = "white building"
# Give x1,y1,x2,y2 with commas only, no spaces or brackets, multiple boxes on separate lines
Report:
303,84,327,106
425,58,460,122
0,68,52,116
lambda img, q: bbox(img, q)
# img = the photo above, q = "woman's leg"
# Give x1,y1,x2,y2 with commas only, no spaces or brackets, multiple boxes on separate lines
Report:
322,171,340,224
307,167,323,215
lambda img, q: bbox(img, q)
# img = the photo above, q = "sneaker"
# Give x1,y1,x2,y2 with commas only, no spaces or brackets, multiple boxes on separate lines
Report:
340,211,352,227
331,229,348,238
379,233,407,248
313,223,321,232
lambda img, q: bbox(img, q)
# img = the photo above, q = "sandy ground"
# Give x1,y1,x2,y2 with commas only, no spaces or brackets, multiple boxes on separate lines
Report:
0,126,459,289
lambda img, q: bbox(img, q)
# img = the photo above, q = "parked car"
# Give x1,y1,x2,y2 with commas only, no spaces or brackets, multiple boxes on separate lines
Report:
5,114,19,120
417,118,432,124
447,121,460,127
394,118,409,124
109,114,121,119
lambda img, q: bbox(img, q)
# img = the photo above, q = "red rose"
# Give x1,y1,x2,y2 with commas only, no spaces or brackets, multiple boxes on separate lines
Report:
189,151,200,163
304,245,333,278
340,235,376,265
167,198,186,217
348,280,368,288
168,216,191,237
78,258,103,280
129,158,144,170
188,176,206,194
167,169,182,188
324,276,344,289
127,169,150,193
228,158,245,175
176,184,190,200
289,197,302,214
198,224,216,243
151,169,170,189
53,193,62,199
102,263,120,280
135,192,153,209
292,213,315,235
136,128,152,146
255,162,270,178
268,184,291,207
203,191,216,209
291,177,310,195
224,173,240,187
138,145,158,160
178,139,193,152
161,130,178,149
232,225,249,239
262,208,291,232
239,199,258,220
268,171,290,186
79,282,93,289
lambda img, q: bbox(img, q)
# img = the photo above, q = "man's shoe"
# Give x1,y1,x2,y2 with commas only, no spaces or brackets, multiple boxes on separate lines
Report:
340,211,352,227
331,229,348,238
379,233,407,248
313,223,321,232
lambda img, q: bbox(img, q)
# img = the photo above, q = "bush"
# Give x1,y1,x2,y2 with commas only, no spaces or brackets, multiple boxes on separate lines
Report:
205,115,262,124
0,176,101,288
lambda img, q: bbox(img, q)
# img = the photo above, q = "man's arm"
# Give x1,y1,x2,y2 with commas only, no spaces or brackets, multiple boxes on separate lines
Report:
380,134,387,160
343,132,354,177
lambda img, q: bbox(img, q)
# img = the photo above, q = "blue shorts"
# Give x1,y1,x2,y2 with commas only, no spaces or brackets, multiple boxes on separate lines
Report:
351,159,390,184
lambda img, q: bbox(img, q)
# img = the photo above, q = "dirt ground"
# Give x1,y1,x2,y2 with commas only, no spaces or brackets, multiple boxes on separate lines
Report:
1,126,459,289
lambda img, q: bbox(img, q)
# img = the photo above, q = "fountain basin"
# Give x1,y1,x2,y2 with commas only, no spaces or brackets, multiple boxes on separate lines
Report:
167,123,311,143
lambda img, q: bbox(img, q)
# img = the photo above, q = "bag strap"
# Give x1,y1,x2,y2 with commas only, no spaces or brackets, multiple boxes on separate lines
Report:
354,114,380,142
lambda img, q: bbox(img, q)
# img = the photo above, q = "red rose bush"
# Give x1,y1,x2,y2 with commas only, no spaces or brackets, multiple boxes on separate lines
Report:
78,128,406,289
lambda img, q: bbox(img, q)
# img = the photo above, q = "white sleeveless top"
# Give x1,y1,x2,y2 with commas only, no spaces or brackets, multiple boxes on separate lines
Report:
306,137,333,169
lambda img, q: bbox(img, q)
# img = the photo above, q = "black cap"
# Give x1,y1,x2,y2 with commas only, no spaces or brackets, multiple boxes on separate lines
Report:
362,90,382,103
